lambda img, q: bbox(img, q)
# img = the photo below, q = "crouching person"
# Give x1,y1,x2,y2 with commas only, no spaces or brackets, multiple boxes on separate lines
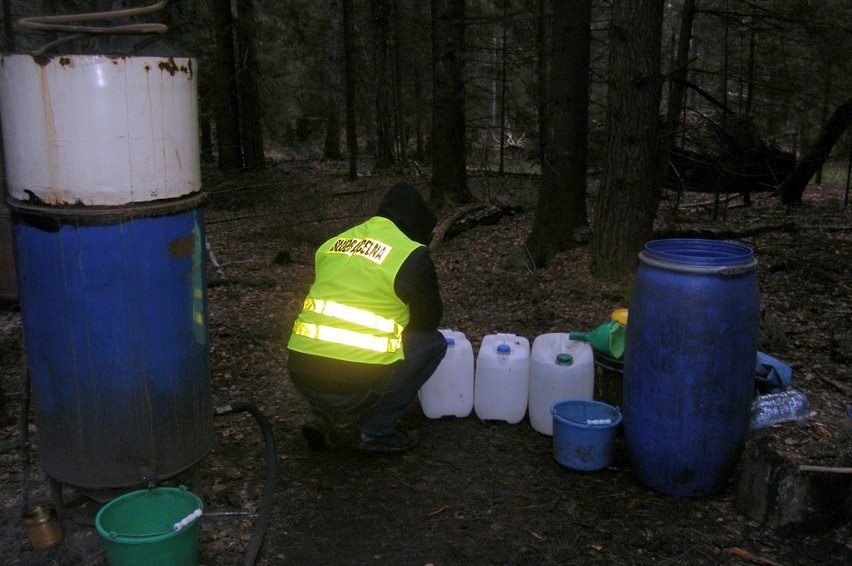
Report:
287,182,447,454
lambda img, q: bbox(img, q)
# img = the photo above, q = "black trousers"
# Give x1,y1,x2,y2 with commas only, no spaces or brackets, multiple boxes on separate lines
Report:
287,329,447,435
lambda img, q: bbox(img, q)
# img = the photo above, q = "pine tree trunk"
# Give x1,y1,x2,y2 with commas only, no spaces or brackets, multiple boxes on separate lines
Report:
3,0,16,51
200,116,215,163
212,0,243,171
412,0,426,160
235,0,265,170
780,97,852,205
430,0,472,210
391,1,406,161
342,0,358,180
524,0,591,268
536,0,548,163
372,0,395,169
323,0,343,161
660,0,695,180
591,0,665,279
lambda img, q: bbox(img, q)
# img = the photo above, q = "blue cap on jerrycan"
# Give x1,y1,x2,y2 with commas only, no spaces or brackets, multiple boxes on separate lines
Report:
497,343,511,354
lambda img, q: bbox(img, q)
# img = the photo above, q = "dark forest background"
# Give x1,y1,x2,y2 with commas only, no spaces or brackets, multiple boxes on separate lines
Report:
2,0,851,276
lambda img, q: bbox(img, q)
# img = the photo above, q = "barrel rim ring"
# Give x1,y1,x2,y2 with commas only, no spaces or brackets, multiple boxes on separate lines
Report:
639,250,758,275
639,238,757,275
6,191,207,222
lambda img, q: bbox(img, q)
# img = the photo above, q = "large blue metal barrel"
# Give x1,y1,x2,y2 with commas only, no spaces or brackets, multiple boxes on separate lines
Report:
0,54,212,489
623,239,759,497
11,199,211,488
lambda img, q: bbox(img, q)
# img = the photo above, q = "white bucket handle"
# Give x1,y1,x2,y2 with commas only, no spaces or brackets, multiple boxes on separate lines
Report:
173,509,203,532
107,508,202,538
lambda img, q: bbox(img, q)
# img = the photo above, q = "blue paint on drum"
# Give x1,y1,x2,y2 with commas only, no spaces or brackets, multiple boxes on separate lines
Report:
11,201,213,489
623,239,759,497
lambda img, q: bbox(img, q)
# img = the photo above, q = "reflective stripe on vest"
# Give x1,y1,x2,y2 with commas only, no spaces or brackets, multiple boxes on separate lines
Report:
303,298,403,337
292,320,402,353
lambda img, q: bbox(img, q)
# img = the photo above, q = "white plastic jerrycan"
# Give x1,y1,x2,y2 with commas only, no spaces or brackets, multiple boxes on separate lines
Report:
474,333,530,423
528,333,594,435
419,329,475,419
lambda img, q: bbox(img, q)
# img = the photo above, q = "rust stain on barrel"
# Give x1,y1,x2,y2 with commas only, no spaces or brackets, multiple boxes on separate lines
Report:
168,234,196,259
158,58,179,76
157,57,193,79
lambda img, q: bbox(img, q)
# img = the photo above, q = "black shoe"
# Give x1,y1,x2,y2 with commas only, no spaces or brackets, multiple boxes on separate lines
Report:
356,429,419,454
302,414,339,451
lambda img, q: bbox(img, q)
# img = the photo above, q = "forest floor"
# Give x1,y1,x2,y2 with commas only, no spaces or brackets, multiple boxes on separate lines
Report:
1,150,851,565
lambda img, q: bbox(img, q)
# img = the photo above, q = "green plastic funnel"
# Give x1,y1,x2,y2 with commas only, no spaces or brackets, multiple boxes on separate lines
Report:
569,321,625,359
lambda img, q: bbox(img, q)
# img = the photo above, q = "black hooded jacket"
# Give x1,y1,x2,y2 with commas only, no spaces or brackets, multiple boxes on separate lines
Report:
375,182,443,331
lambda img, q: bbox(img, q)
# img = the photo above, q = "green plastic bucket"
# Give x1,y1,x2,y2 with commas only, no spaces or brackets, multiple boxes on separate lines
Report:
95,486,203,566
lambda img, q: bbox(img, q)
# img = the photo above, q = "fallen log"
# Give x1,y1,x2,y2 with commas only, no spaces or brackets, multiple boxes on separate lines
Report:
430,204,518,250
654,220,796,240
430,204,487,250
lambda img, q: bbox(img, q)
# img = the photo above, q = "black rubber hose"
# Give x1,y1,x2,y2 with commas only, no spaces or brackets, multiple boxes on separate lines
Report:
214,402,277,566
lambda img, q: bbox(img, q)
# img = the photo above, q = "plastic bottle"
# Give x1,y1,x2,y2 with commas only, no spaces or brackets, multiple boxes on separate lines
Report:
419,329,475,419
474,333,530,423
749,389,809,429
528,333,594,436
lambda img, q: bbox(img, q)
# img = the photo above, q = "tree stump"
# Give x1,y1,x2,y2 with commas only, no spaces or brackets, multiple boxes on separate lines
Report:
736,428,852,534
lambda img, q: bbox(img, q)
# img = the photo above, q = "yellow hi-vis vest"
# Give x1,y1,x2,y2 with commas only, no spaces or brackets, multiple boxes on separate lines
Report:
287,216,422,365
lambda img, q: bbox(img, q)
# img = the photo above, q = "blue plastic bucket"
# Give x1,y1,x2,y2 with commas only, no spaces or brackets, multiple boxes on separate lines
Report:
623,239,759,496
96,486,202,566
551,400,622,471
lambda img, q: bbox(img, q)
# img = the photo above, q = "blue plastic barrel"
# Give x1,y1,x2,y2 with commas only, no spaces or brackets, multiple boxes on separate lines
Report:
11,199,213,488
623,239,759,496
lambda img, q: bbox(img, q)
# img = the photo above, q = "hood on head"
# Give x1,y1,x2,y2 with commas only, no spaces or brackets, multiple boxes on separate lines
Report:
376,182,437,245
